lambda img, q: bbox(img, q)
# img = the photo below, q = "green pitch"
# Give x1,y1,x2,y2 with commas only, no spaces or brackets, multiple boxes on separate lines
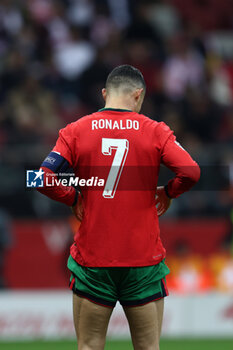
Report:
0,339,233,350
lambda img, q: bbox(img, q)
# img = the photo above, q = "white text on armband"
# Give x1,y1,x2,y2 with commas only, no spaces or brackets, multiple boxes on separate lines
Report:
92,119,140,130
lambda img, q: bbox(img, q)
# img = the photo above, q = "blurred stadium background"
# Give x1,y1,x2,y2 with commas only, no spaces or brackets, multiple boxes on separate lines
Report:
0,0,233,349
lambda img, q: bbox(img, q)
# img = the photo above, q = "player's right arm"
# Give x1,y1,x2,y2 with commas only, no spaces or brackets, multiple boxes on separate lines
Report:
162,134,200,198
156,122,200,216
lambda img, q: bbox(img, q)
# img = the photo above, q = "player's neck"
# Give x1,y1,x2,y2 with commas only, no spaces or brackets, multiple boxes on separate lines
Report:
104,98,134,112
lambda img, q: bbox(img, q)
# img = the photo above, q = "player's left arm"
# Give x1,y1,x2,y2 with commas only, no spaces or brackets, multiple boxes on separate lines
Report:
37,123,81,212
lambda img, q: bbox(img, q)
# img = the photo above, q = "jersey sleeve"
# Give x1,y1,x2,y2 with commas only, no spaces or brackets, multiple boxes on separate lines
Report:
37,167,77,206
37,123,78,207
52,123,75,167
157,122,174,150
158,122,200,198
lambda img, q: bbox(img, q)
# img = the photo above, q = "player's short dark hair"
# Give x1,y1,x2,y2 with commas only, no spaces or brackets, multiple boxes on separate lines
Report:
106,65,146,92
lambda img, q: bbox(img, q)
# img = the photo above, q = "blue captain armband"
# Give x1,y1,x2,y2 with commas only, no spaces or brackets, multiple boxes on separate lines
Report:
41,151,70,173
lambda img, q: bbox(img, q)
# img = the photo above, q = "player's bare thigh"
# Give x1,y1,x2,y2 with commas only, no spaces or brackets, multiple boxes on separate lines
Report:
123,298,164,350
73,293,113,350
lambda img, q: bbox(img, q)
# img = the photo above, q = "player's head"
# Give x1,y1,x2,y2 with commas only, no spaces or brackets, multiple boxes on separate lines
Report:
102,65,146,113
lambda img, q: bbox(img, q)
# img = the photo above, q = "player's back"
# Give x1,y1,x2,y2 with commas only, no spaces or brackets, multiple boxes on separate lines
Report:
66,108,172,267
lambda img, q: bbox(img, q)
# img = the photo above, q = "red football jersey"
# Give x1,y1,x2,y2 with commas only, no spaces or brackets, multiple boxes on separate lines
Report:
40,108,200,267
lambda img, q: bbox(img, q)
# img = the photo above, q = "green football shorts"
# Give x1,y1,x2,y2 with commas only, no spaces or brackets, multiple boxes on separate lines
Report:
68,255,170,308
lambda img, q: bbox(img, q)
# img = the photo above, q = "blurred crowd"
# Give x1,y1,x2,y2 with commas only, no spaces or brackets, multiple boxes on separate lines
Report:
0,0,232,218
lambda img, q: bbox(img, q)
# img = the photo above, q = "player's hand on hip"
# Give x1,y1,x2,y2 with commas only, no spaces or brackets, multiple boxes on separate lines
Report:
71,194,84,222
155,186,172,217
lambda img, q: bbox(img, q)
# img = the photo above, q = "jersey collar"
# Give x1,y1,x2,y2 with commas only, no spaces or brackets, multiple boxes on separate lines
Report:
98,107,133,112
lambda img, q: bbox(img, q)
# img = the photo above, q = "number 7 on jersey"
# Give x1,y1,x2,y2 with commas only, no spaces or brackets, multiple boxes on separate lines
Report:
102,138,129,199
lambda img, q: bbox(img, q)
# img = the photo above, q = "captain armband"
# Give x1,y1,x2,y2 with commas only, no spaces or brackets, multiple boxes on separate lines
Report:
41,151,70,173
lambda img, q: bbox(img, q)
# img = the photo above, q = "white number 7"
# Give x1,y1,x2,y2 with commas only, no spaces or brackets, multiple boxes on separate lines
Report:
102,138,129,198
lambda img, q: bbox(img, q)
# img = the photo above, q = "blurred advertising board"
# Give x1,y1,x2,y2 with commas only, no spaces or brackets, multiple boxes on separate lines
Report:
0,292,232,339
4,218,229,289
